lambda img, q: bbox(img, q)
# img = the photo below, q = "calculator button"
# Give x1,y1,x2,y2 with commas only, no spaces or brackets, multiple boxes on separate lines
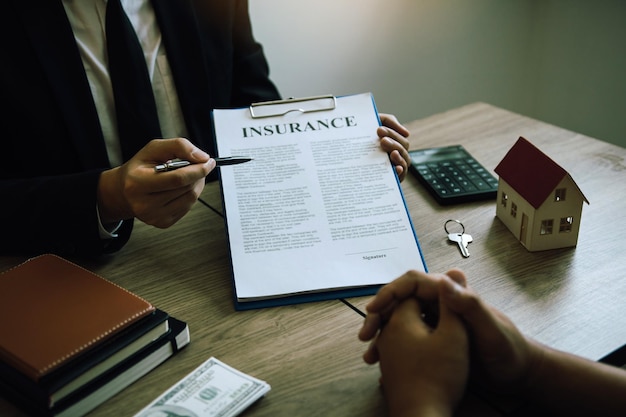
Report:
459,181,477,191
474,181,492,190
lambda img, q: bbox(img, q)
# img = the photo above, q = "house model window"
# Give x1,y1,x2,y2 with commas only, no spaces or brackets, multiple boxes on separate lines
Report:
555,188,566,202
501,192,508,207
494,137,589,251
560,216,574,233
540,219,554,235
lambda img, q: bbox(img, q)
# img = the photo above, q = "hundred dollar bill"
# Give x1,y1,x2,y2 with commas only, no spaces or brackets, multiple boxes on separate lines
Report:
133,357,270,417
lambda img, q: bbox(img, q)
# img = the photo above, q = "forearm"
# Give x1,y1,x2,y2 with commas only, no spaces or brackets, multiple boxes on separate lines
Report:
524,339,626,415
97,166,133,224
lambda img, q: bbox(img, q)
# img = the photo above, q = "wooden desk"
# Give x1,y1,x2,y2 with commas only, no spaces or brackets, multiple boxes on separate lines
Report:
1,103,624,416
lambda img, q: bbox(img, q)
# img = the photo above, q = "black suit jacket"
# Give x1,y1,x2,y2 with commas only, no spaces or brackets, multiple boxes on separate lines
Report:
1,0,280,256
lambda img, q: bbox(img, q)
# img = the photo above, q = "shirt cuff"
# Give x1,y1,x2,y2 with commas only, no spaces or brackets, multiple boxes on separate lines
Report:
96,205,123,239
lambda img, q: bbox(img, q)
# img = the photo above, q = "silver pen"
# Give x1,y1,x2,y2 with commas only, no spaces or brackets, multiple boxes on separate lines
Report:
154,157,253,172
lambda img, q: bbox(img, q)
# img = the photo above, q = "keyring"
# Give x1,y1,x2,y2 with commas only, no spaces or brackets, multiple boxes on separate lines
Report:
444,219,465,235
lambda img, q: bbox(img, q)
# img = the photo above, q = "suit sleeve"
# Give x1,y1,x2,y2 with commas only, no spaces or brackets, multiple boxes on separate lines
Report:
190,0,281,107
0,171,132,257
229,0,282,105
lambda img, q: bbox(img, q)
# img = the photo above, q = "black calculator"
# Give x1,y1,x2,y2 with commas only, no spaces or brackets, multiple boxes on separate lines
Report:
408,145,498,205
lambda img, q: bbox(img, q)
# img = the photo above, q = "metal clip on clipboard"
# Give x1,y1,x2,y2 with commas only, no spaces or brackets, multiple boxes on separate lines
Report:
249,94,337,119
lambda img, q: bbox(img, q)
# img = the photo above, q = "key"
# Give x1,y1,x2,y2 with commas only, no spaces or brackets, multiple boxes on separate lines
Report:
461,233,473,256
448,233,472,258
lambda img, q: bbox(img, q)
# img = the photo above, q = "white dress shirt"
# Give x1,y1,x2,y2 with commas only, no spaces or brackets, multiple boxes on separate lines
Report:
62,0,188,167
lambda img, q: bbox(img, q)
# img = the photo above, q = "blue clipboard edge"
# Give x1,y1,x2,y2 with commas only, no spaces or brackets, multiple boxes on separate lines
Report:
233,286,381,311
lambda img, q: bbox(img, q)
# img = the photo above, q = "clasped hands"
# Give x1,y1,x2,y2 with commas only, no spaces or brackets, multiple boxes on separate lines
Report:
358,269,537,417
97,113,410,229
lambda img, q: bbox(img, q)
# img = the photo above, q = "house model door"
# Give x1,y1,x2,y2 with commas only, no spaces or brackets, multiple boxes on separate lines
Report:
520,213,528,246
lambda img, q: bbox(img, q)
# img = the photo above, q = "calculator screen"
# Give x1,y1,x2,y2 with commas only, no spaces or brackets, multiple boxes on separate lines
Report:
410,146,467,163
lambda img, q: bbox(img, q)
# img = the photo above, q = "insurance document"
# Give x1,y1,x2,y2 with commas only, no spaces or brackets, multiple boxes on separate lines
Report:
213,93,426,308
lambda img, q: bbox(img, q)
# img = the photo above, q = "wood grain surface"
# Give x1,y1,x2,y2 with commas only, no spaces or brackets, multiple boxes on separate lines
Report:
2,102,624,416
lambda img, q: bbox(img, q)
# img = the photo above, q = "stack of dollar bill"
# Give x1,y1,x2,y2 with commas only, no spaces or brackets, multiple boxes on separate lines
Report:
133,357,271,417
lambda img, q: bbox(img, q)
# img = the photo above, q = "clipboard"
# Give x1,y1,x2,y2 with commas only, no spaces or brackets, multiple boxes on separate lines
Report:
248,94,337,119
212,92,427,310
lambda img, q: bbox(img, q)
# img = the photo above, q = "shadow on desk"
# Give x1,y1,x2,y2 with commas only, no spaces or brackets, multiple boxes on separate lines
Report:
483,217,575,300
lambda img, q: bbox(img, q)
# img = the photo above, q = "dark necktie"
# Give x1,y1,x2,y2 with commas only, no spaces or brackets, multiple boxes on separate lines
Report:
106,0,162,161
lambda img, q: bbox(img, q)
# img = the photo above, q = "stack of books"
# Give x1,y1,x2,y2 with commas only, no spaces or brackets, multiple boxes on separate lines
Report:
0,254,190,417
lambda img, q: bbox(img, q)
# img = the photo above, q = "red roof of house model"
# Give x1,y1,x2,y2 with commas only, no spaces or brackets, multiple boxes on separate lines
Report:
494,137,588,209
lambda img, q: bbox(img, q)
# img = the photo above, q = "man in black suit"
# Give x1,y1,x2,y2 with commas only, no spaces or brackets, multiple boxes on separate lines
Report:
0,0,411,257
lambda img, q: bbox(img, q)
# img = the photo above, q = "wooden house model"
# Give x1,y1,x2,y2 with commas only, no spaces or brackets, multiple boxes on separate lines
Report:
494,137,589,251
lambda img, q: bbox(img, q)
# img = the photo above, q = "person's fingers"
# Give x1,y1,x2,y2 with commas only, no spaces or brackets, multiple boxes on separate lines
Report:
358,312,383,341
444,268,468,287
384,297,426,333
362,338,379,364
362,298,427,364
439,276,497,335
359,271,445,342
436,281,467,340
143,137,209,162
365,270,444,314
379,113,410,138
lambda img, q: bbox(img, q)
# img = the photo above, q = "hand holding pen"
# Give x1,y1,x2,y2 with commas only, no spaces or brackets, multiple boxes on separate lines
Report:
155,156,253,172
98,138,221,229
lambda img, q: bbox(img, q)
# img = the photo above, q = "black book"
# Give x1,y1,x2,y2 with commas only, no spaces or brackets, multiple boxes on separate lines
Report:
0,316,190,417
0,309,169,408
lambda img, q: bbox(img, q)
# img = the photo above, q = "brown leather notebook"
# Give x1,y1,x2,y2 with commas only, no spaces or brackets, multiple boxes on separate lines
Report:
0,254,155,382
